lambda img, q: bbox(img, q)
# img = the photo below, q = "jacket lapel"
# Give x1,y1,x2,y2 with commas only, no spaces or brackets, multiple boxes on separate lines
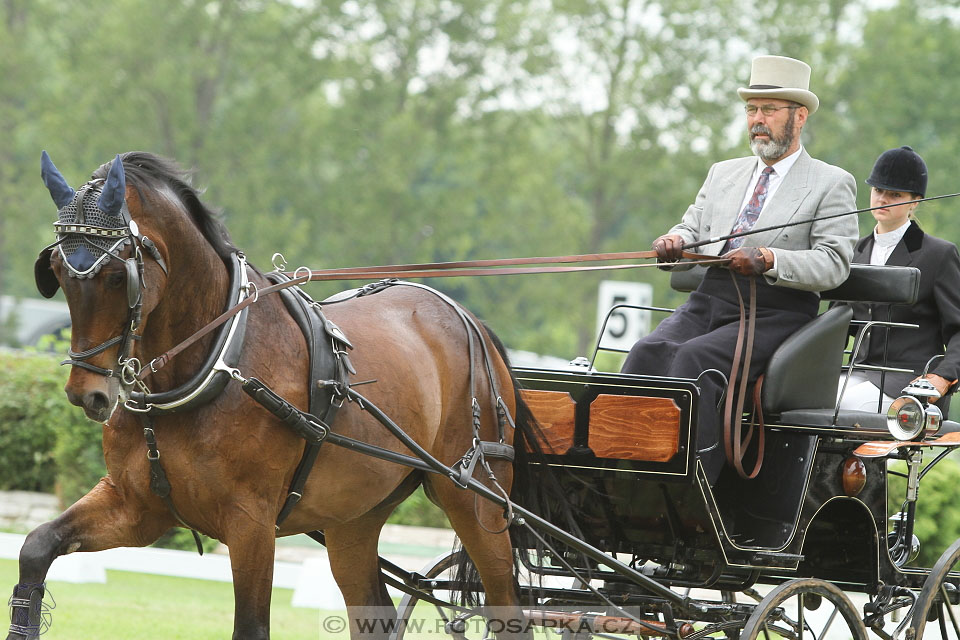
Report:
853,235,872,264
885,221,923,267
714,158,758,243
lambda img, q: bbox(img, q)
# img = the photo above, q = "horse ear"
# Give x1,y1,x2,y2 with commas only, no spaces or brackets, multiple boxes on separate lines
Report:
97,154,126,216
40,151,75,209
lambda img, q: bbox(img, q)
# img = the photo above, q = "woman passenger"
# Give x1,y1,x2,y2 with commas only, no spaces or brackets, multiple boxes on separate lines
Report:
837,146,960,416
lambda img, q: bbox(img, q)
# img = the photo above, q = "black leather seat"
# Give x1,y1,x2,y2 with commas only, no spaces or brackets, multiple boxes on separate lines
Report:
668,264,960,432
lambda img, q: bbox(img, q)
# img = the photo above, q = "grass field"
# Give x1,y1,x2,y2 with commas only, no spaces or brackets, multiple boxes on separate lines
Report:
1,557,325,639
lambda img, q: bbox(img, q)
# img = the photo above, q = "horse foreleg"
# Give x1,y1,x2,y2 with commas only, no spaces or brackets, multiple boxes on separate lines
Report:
6,477,173,640
325,519,396,640
222,513,277,640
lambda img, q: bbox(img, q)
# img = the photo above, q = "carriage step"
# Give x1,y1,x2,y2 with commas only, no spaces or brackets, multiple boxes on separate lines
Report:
745,550,805,563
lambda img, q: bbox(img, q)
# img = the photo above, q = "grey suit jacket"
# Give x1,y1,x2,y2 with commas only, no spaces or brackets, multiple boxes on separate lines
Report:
669,149,858,292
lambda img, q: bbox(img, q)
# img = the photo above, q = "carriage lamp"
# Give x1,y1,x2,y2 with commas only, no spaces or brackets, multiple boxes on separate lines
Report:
841,456,866,497
886,377,944,440
886,390,941,441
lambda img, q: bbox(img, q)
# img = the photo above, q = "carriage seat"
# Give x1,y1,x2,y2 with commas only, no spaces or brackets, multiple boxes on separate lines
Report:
669,263,936,426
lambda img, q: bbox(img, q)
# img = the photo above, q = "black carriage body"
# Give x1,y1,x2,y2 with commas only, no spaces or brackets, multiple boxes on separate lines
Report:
512,264,946,596
513,366,937,595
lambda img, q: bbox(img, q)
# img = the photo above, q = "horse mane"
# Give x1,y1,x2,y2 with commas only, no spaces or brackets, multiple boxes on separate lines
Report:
92,152,238,263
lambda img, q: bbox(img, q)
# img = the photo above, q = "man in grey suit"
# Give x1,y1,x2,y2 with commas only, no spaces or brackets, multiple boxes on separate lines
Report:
621,55,859,483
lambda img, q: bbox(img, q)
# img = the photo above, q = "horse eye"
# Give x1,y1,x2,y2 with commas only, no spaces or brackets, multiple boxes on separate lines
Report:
105,272,125,288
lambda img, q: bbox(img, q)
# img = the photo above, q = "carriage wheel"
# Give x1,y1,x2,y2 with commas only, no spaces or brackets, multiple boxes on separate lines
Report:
391,550,488,640
909,538,960,640
740,578,868,640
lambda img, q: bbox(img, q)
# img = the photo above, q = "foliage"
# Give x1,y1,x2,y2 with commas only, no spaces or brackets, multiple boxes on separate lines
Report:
811,1,960,243
386,486,450,528
887,455,960,569
153,528,220,554
0,350,90,494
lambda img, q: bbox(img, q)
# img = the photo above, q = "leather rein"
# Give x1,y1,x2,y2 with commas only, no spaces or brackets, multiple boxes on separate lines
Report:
134,249,729,383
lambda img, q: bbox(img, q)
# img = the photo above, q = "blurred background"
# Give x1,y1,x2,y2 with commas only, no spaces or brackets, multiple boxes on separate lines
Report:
3,0,959,363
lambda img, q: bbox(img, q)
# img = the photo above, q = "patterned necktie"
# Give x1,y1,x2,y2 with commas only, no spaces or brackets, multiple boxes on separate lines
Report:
723,166,774,252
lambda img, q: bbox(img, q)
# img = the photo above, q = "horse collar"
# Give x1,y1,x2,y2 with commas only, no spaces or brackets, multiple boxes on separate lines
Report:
125,252,250,415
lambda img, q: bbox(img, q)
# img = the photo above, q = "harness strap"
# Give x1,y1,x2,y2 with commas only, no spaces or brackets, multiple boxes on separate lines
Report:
722,274,765,480
273,394,343,529
241,378,329,444
142,423,204,555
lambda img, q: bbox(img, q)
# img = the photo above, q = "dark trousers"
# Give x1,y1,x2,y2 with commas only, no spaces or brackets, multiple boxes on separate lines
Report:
621,268,819,482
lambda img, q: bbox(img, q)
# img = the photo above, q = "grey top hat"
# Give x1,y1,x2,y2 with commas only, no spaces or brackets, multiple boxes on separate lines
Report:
737,55,819,114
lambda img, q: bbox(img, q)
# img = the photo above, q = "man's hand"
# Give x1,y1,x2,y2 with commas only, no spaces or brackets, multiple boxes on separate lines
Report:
653,234,685,262
911,373,954,400
721,247,774,276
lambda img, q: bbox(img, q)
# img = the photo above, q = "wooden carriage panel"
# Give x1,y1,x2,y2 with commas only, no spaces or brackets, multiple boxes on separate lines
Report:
520,389,576,454
588,395,680,462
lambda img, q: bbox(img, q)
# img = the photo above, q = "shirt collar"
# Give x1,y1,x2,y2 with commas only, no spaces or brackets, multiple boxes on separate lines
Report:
873,219,912,248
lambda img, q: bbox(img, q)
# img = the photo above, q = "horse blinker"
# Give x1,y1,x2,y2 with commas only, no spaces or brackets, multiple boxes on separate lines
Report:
34,247,59,298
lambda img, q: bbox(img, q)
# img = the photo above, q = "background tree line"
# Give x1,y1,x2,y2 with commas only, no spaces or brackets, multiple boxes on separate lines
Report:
2,0,959,359
3,0,960,555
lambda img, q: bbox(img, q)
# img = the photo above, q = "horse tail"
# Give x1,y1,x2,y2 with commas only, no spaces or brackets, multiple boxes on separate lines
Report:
451,321,582,607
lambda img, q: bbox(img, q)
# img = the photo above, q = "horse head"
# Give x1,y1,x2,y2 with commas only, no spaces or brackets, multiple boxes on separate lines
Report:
36,151,173,421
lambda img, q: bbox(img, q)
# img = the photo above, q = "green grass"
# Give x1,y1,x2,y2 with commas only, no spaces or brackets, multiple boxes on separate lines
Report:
0,558,324,639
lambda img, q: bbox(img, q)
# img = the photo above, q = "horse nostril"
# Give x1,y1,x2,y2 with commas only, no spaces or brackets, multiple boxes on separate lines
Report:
84,391,109,414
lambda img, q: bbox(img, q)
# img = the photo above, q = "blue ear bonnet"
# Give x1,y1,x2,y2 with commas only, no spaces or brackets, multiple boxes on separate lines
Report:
41,151,75,208
41,152,131,278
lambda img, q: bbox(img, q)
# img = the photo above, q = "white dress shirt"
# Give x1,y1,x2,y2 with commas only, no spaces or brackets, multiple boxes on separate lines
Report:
870,221,911,265
736,145,804,217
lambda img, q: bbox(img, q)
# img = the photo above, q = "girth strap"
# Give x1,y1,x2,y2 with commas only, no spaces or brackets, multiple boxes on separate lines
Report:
263,271,354,529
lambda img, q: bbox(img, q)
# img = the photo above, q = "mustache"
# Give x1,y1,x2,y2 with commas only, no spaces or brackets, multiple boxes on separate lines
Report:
750,124,772,138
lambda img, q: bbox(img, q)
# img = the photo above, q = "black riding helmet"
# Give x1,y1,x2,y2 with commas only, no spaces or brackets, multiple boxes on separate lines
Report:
865,145,928,198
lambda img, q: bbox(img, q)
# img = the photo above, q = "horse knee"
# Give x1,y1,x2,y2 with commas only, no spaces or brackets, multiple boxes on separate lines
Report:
18,522,66,579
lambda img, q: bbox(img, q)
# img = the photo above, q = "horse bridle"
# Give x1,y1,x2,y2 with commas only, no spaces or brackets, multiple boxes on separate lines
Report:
35,179,168,387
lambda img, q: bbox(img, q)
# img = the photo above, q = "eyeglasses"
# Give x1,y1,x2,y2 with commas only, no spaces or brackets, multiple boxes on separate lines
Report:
744,104,800,116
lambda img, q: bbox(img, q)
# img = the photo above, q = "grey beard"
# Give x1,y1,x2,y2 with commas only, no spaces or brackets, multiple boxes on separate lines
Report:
750,135,791,161
749,111,796,161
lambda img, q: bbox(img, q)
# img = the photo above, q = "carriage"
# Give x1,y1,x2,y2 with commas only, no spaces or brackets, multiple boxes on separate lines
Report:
9,151,960,640
371,261,960,640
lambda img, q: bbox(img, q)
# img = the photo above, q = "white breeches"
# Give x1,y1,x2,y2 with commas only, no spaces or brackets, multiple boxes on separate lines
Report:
837,372,895,413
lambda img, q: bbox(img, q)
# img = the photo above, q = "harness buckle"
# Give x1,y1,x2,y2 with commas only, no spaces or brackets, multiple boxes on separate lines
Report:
124,399,153,413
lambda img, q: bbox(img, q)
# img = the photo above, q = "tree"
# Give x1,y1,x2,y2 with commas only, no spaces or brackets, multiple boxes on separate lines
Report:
810,0,960,243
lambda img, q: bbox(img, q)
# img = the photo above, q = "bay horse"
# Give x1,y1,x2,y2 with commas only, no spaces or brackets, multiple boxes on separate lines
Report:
8,151,535,639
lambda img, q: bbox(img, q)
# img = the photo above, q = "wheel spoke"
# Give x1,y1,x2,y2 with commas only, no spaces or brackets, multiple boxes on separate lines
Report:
942,584,960,637
741,579,867,640
820,605,839,638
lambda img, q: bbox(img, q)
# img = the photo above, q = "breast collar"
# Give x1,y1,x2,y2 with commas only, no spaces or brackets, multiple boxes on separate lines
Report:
126,252,250,415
